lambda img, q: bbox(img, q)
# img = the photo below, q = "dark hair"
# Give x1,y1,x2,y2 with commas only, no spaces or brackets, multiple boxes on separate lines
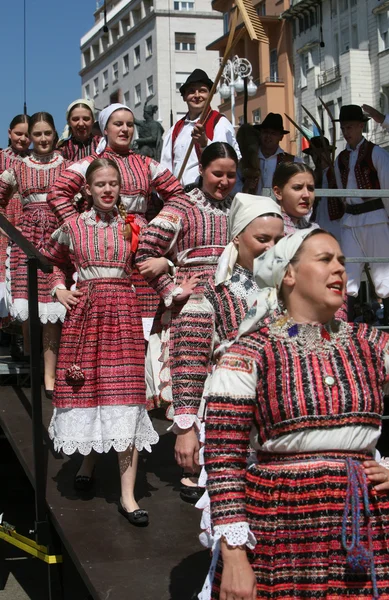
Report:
85,157,121,185
200,142,239,169
29,112,58,150
8,114,30,147
68,103,94,122
272,161,315,189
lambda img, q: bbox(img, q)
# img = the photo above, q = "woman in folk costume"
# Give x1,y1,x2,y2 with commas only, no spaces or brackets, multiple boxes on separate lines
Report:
135,142,238,416
272,161,319,234
48,103,186,323
171,194,283,504
0,112,67,395
57,99,100,162
0,114,30,328
43,158,158,527
201,229,389,600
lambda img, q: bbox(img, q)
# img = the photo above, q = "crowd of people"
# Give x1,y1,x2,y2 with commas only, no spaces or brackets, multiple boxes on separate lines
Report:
1,67,389,597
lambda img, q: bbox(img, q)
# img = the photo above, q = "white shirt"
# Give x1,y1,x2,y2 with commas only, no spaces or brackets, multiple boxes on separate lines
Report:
334,136,389,227
234,146,303,195
160,113,241,187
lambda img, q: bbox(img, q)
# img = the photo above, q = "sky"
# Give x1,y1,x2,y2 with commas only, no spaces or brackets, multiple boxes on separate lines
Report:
0,0,97,148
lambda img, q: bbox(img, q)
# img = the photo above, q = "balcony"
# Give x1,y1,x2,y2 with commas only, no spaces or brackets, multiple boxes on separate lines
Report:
317,65,341,88
282,0,320,19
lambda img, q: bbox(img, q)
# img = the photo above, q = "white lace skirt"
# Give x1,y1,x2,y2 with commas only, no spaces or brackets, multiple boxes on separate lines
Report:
49,404,159,456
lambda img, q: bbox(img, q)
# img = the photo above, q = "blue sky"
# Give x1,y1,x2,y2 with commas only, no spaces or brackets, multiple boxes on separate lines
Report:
0,0,97,147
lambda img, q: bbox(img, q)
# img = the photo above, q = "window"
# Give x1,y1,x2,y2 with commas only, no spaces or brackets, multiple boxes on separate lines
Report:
270,49,278,82
238,115,244,126
340,0,348,12
175,32,196,52
310,9,316,28
134,45,140,67
112,62,119,82
174,1,194,9
135,83,141,105
252,108,261,124
304,13,309,31
301,52,308,87
350,0,357,6
124,91,130,106
327,101,335,142
84,84,90,100
146,76,154,97
123,54,129,75
256,1,266,16
145,36,152,58
351,24,358,49
334,32,340,60
93,77,99,97
103,70,108,90
379,12,389,52
340,26,350,53
176,71,191,92
298,16,304,35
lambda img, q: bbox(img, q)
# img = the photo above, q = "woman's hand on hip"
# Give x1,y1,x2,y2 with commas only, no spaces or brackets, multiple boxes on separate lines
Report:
55,289,83,311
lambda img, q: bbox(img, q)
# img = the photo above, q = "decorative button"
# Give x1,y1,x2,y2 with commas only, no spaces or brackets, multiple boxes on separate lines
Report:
324,375,335,386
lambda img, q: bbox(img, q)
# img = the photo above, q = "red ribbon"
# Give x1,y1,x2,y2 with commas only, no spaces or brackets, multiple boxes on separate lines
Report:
125,214,141,253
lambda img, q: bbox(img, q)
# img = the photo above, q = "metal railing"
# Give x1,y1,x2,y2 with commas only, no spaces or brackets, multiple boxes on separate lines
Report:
317,65,341,87
0,214,62,598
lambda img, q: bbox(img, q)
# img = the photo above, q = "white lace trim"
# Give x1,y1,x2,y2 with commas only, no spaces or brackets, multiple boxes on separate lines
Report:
5,245,66,323
49,404,159,456
198,522,256,600
169,413,201,433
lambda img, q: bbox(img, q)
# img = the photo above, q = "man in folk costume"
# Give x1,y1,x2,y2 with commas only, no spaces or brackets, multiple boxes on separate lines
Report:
235,113,302,195
334,104,389,322
160,69,240,187
303,136,343,241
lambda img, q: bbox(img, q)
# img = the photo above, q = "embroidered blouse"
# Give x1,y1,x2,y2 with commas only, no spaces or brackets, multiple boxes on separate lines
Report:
43,207,134,290
136,187,231,305
205,317,389,544
57,135,101,162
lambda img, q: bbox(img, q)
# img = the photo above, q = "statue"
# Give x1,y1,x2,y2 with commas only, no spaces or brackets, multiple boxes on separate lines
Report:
133,98,164,161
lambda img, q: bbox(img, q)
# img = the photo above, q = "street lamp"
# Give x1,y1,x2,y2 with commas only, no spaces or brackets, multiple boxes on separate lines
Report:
219,56,258,128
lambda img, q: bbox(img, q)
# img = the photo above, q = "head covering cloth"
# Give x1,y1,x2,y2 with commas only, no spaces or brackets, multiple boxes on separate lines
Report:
58,98,96,143
215,193,282,286
95,103,136,154
236,229,313,340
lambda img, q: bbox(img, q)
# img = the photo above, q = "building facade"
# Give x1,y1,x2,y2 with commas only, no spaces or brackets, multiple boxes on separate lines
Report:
282,0,389,154
207,0,297,154
80,0,223,130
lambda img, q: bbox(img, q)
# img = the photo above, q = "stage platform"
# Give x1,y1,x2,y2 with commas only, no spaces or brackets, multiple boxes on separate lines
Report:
0,371,210,600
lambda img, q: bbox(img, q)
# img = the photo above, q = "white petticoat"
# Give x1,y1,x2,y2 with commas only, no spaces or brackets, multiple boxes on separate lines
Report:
49,404,159,455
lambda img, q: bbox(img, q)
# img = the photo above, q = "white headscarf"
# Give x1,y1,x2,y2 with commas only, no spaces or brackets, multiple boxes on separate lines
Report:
58,98,96,143
235,229,313,341
95,103,136,154
215,193,282,286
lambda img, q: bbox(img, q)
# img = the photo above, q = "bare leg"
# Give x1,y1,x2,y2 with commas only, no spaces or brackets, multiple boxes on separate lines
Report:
42,322,61,390
22,320,30,355
76,451,97,478
118,446,140,512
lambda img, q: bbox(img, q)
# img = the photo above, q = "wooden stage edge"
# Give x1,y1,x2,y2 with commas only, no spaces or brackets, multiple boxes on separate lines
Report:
0,384,210,600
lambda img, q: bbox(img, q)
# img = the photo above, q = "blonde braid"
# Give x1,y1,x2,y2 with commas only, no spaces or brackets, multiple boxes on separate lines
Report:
118,199,132,242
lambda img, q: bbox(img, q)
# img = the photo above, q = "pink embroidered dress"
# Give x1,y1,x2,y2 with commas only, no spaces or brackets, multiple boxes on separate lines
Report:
47,147,186,320
136,187,231,410
43,206,159,456
0,152,68,323
0,146,28,320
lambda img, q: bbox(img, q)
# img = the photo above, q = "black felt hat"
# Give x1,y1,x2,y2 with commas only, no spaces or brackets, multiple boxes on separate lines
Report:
179,69,214,96
258,113,289,134
303,136,336,156
335,105,370,122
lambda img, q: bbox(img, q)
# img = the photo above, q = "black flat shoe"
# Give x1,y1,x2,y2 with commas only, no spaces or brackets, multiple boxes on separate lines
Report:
74,474,94,492
118,502,149,527
180,483,204,504
45,389,54,400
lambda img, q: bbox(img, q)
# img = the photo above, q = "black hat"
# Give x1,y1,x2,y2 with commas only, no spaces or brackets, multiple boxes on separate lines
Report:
258,113,289,134
335,105,370,123
302,136,336,156
179,69,214,96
